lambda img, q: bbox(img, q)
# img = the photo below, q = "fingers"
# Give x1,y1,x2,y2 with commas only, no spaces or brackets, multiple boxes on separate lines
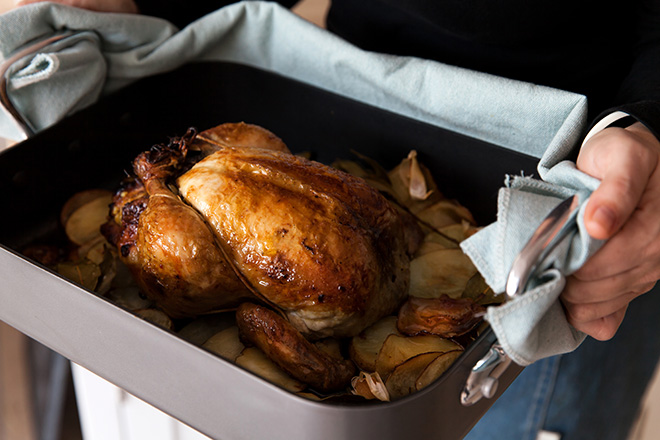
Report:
562,270,656,341
565,305,628,341
562,290,640,323
563,268,656,304
577,125,656,240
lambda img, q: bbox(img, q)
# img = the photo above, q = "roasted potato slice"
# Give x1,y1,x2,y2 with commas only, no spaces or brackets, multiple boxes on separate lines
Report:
375,334,462,378
462,272,504,306
61,189,113,227
177,313,235,346
235,347,306,393
63,190,113,246
385,352,442,400
349,316,400,372
203,326,245,362
416,350,463,391
409,248,478,298
416,200,475,231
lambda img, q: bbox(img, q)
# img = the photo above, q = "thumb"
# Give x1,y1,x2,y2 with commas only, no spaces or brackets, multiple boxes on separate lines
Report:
578,126,655,240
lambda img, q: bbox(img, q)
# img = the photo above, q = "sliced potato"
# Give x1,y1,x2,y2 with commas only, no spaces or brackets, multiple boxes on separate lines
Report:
64,192,113,245
385,352,442,400
409,248,478,298
314,338,343,360
77,236,107,265
462,273,504,306
351,371,390,402
375,334,462,378
416,200,475,231
203,326,245,362
235,347,306,393
416,350,463,391
349,316,400,372
135,309,174,331
177,313,235,346
414,236,456,257
60,189,113,227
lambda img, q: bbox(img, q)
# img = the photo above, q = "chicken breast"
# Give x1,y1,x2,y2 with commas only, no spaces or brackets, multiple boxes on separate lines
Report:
105,123,412,338
177,145,410,337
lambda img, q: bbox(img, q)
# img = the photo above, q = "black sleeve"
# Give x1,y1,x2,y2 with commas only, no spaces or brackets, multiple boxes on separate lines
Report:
133,0,299,29
601,0,660,137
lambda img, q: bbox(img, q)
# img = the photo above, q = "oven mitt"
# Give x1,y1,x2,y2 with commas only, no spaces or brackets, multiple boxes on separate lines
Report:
0,1,597,365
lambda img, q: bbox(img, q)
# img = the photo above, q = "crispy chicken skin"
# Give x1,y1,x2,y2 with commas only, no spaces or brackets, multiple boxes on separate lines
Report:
105,122,412,337
103,130,254,318
237,302,356,392
178,144,410,337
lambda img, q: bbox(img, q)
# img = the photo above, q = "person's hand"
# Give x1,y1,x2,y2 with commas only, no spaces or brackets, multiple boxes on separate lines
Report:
561,122,660,340
14,0,138,14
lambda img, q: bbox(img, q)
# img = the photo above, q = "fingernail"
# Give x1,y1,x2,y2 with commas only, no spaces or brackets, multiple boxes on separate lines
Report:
592,205,616,235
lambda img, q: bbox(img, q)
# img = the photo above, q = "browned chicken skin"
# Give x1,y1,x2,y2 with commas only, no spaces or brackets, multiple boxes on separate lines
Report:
397,295,485,338
103,122,417,391
237,302,356,393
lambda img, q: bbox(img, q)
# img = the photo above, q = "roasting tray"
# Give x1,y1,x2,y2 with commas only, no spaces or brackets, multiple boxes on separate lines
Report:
0,62,534,439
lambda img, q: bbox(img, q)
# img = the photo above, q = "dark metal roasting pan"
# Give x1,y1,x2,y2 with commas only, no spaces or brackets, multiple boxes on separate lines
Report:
0,62,535,440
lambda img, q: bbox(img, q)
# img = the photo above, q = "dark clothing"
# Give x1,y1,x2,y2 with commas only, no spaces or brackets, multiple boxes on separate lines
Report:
133,0,660,135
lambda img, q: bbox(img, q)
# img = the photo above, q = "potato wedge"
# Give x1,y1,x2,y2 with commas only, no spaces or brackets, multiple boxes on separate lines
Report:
416,350,463,391
64,191,113,245
375,334,462,378
409,248,478,298
235,347,306,393
349,316,400,372
203,326,245,362
385,352,442,400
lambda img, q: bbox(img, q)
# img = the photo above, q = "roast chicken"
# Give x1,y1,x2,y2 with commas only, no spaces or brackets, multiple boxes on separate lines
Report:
102,123,416,341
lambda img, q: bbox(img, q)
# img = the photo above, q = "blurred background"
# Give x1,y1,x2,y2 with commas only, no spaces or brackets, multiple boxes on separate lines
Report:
0,1,658,439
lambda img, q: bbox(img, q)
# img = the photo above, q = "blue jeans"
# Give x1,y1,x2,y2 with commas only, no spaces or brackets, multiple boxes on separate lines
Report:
465,284,660,440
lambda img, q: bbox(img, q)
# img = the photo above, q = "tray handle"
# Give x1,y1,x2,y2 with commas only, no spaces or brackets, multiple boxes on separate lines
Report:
460,195,581,406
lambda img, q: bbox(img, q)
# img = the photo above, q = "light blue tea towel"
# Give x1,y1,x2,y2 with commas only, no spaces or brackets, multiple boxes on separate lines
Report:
0,1,601,365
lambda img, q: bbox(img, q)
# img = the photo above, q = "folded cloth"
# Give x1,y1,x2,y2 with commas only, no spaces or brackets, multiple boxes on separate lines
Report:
0,1,599,364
